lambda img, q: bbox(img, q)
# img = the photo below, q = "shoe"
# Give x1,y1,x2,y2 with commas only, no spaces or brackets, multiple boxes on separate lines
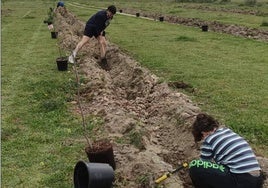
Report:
99,58,111,71
68,54,75,64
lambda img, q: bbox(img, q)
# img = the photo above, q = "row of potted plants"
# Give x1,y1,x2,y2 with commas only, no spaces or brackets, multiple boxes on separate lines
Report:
44,7,68,71
43,6,116,187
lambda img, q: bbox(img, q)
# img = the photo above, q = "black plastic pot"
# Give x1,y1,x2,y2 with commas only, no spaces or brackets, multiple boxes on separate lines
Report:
136,13,140,17
74,161,114,188
56,57,68,71
202,25,208,32
85,141,116,170
159,16,164,22
51,31,58,39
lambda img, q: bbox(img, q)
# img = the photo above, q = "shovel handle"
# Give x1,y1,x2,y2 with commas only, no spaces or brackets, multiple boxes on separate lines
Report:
172,162,188,173
155,162,188,184
155,174,169,184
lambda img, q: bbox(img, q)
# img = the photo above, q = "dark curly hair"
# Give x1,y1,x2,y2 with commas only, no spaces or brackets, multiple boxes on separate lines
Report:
192,113,219,142
107,5,117,15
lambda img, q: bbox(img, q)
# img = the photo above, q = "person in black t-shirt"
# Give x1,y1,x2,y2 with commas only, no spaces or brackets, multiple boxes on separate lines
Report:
68,5,116,71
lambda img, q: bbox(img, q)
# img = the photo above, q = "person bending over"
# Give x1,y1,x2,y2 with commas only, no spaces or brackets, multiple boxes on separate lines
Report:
189,113,264,188
68,5,116,71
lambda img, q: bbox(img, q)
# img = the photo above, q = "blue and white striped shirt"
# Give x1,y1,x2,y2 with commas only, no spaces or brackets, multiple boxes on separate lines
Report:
200,128,261,173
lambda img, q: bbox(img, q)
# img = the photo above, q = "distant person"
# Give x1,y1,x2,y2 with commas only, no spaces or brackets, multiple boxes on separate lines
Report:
57,1,64,8
189,113,264,188
68,5,117,71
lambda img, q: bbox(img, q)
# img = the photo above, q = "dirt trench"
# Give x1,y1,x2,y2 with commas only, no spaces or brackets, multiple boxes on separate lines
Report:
54,7,268,188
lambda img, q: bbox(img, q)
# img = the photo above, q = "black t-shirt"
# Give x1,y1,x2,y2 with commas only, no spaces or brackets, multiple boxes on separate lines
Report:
86,10,110,36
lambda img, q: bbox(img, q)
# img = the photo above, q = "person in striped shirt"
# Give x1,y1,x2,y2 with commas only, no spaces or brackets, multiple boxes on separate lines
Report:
189,113,264,188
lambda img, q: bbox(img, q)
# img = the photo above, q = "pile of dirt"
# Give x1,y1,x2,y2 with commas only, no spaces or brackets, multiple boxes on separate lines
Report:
54,7,267,188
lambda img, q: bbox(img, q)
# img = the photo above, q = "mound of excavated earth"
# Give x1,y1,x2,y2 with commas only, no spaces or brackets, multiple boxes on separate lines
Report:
54,7,267,188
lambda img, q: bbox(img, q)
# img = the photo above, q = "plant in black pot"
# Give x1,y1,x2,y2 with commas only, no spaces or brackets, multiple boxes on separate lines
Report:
50,27,58,39
44,7,54,25
72,61,116,187
159,16,164,22
44,7,58,38
201,25,208,32
49,22,58,39
72,56,116,170
55,36,68,71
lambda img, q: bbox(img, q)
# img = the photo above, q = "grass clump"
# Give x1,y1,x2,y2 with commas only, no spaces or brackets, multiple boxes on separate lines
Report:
175,35,198,42
261,17,268,26
128,130,145,150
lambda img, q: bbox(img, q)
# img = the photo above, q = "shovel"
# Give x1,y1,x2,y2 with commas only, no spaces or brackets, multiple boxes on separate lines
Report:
155,162,188,184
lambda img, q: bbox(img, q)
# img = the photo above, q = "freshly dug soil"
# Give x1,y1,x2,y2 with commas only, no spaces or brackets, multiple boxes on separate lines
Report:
54,7,268,188
85,141,112,153
56,57,68,61
85,140,116,170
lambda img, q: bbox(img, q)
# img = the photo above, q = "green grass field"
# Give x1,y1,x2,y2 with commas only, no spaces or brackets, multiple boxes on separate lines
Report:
1,0,268,187
1,1,87,187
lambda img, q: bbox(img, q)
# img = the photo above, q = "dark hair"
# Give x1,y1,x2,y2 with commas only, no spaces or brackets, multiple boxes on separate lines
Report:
107,5,116,15
192,113,219,142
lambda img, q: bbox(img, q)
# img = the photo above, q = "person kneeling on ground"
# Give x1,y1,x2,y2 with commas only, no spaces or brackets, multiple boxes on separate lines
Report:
189,113,264,188
68,5,116,71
